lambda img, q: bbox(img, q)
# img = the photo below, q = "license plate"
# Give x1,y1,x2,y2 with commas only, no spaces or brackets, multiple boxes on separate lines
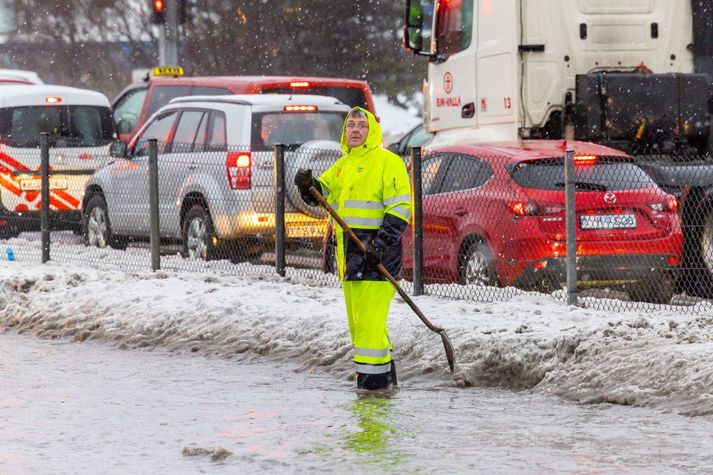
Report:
19,177,68,191
286,222,327,238
580,214,637,230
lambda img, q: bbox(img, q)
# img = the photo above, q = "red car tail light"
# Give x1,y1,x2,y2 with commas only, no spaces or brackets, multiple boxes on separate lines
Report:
289,81,311,88
649,195,678,213
226,152,251,190
668,255,680,266
508,200,564,217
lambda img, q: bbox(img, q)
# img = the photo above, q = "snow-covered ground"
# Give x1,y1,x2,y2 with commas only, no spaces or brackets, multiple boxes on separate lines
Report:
2,245,713,417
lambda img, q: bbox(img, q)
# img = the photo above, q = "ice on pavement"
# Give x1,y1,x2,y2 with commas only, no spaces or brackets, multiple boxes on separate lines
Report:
2,259,713,417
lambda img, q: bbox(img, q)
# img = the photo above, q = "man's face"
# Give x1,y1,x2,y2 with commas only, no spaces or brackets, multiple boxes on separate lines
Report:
345,116,369,147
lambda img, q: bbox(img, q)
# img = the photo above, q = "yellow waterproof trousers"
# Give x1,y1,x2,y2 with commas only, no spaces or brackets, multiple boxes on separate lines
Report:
342,280,395,377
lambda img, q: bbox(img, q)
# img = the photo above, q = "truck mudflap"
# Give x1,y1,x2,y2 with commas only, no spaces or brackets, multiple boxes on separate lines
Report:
575,73,709,155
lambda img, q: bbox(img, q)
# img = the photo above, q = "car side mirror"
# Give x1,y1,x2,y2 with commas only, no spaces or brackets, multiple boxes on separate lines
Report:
116,118,134,135
110,140,128,158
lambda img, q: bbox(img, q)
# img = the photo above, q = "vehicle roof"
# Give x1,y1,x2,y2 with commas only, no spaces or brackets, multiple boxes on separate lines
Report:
167,94,350,112
148,75,370,89
0,85,110,108
0,69,43,85
428,140,632,162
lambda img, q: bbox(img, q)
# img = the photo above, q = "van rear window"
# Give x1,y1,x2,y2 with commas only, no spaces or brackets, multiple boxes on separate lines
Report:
259,86,368,110
251,111,346,151
0,105,115,148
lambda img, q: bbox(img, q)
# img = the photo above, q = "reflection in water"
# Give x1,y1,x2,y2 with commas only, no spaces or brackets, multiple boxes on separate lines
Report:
343,395,406,469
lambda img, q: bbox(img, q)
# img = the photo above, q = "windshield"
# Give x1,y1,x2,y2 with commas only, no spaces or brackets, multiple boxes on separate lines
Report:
510,160,657,191
259,86,368,110
0,105,115,148
251,111,346,151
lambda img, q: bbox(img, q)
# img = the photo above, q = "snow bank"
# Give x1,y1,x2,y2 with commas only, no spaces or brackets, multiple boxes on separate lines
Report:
2,257,713,416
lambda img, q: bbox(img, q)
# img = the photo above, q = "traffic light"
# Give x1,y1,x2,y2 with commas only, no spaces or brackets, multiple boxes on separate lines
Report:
178,0,197,24
150,0,166,24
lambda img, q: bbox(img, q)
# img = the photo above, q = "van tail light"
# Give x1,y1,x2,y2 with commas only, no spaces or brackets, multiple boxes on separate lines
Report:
508,200,564,217
226,152,251,190
649,195,678,213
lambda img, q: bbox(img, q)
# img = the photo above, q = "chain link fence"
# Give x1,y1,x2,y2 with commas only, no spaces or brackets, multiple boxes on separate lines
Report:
1,135,712,315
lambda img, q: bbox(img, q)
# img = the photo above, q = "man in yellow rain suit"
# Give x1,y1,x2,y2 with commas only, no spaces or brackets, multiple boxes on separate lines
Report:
294,107,412,391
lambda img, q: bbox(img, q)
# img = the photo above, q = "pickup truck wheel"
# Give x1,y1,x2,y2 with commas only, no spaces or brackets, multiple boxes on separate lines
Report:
182,205,216,260
459,241,497,286
286,140,342,219
84,194,126,250
627,272,674,304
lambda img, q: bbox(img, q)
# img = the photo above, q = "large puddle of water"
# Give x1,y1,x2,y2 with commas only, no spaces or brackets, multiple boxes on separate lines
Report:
2,331,713,474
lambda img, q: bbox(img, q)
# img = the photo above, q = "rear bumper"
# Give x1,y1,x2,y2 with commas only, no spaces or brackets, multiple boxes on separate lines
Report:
0,205,83,233
514,254,680,289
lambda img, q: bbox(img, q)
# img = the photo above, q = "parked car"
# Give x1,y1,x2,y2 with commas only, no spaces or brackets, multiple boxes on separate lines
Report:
0,85,115,238
82,94,349,260
397,140,684,303
386,122,433,160
112,68,376,143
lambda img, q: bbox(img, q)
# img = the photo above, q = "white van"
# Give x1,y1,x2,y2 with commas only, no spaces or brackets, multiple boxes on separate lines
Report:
0,85,115,238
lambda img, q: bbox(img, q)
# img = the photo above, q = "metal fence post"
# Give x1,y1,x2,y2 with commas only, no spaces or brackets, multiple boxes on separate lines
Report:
148,139,161,271
274,144,286,277
40,133,50,264
411,146,424,296
564,149,578,306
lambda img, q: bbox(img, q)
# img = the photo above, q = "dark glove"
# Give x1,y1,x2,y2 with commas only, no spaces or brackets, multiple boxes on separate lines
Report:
294,168,313,191
364,238,386,268
294,168,320,206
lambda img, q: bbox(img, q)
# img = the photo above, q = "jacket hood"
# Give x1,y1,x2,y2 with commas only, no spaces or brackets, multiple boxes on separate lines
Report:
340,107,382,154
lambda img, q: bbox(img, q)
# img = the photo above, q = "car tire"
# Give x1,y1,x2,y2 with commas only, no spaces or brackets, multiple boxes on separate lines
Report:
182,205,216,260
285,140,342,219
627,272,674,304
459,240,497,286
84,194,127,250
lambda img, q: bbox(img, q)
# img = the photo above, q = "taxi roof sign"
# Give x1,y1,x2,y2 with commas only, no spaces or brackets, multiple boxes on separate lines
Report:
152,66,184,78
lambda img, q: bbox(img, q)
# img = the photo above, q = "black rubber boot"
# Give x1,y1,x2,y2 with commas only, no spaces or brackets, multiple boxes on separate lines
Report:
356,370,393,390
390,359,398,387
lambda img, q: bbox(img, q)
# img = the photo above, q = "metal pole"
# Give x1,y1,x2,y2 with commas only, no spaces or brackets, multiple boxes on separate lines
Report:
564,149,578,306
158,24,167,64
40,132,50,264
274,144,286,277
148,139,161,271
411,146,424,296
165,0,179,65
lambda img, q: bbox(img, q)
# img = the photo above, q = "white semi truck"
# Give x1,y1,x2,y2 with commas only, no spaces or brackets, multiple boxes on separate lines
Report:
403,0,713,296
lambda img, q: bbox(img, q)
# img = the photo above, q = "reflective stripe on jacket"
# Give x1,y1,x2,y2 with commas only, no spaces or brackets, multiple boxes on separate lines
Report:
319,107,412,281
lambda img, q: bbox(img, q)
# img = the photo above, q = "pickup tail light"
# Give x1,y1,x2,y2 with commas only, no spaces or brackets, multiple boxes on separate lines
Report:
226,152,251,190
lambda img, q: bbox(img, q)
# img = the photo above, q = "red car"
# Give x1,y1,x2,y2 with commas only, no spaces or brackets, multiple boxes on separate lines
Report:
399,140,684,304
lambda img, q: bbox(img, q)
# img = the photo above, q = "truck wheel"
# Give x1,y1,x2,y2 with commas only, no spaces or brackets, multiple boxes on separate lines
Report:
84,194,127,250
182,205,216,260
627,273,674,304
459,241,497,286
285,140,342,219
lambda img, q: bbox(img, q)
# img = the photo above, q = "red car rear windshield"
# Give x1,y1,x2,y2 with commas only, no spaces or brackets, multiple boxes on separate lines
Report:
259,86,368,110
509,159,657,191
